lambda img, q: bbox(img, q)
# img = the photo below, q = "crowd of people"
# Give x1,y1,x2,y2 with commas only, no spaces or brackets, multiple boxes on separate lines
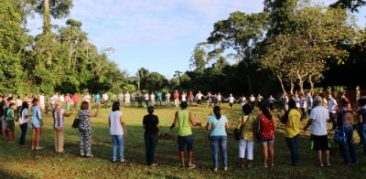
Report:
0,90,366,172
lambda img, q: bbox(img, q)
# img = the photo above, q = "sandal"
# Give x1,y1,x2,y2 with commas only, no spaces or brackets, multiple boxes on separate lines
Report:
188,164,196,169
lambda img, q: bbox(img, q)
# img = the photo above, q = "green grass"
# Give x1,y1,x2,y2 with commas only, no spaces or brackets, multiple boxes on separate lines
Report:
0,104,365,179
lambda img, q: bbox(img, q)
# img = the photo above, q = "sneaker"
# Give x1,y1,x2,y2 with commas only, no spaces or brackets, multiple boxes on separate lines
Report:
120,159,127,163
223,167,228,171
35,147,44,150
213,168,218,172
85,154,94,158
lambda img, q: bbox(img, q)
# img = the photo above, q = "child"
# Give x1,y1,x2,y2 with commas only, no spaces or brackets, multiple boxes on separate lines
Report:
109,102,127,162
52,102,71,153
239,104,256,168
143,106,159,166
5,103,17,143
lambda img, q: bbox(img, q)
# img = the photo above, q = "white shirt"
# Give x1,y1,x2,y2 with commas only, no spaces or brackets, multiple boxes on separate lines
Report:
109,111,124,135
310,106,329,136
228,97,235,103
53,109,64,128
165,93,171,99
19,108,28,125
16,99,22,107
182,94,187,102
196,93,203,100
328,98,337,114
39,95,45,104
249,96,255,102
103,94,109,101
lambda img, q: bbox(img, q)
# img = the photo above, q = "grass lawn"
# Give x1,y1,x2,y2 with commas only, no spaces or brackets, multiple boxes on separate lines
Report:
0,103,365,179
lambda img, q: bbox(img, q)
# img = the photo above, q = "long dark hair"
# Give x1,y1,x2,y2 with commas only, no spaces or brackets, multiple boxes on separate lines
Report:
21,102,28,114
213,106,221,120
260,102,272,120
112,102,120,112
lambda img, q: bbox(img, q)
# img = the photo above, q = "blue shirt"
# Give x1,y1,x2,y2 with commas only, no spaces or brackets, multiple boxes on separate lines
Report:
208,115,228,137
31,106,42,122
95,94,101,102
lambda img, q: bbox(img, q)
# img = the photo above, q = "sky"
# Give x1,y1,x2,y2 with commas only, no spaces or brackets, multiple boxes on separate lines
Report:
27,0,366,78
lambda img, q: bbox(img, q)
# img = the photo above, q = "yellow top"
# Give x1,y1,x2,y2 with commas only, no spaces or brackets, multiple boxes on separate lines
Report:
285,109,301,138
240,115,256,141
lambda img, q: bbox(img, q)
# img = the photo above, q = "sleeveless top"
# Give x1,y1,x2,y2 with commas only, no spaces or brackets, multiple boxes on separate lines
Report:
109,111,124,135
53,109,64,128
177,110,192,136
259,114,275,140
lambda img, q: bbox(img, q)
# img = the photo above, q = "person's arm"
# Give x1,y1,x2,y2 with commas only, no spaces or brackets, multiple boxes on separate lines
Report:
108,116,111,128
189,112,196,126
303,118,313,131
120,115,127,136
170,112,178,130
206,122,211,131
143,116,146,129
90,108,99,118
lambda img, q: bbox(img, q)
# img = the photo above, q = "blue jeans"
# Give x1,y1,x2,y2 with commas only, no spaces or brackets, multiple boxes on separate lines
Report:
112,135,124,161
358,124,366,155
144,134,158,165
339,125,357,163
285,135,299,166
210,136,228,168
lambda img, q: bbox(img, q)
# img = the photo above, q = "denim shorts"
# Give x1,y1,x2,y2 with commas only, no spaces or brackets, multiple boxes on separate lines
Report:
177,135,194,152
31,120,41,128
260,138,274,144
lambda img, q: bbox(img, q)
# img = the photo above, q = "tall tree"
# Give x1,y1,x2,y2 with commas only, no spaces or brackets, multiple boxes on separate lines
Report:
330,0,366,12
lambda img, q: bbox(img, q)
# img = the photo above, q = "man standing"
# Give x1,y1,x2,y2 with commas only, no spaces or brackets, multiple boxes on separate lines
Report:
170,102,197,169
304,96,331,167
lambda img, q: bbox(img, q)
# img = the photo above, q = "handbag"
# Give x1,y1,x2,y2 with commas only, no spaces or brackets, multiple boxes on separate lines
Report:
72,112,80,128
234,128,241,141
334,110,346,144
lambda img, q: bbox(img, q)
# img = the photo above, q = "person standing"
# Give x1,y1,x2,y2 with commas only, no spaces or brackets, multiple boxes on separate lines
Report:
0,96,6,136
39,93,45,112
124,92,131,106
306,92,313,114
5,103,17,143
227,94,235,109
206,106,228,172
144,92,150,107
170,102,197,169
156,91,163,106
188,91,194,106
165,92,171,108
257,103,276,168
109,102,127,162
52,102,71,153
102,92,109,108
31,99,43,150
249,95,256,107
94,93,101,110
18,102,29,146
143,106,159,166
78,101,99,157
195,91,203,105
357,96,366,155
283,99,301,166
328,94,338,130
64,93,72,113
173,90,180,108
304,96,331,167
72,93,79,111
336,99,357,164
239,104,256,168
150,92,156,106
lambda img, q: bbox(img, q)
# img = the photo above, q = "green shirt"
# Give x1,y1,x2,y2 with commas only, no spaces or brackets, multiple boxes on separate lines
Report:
177,110,192,136
5,108,14,121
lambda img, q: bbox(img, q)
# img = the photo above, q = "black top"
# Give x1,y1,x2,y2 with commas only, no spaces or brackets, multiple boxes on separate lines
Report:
143,114,159,135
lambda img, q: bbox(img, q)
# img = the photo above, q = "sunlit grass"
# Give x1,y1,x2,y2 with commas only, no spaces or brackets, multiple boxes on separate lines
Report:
0,103,365,179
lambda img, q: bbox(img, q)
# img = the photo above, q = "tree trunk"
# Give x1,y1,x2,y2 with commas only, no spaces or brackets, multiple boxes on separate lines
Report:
297,72,304,94
309,75,314,94
43,0,51,34
277,75,286,94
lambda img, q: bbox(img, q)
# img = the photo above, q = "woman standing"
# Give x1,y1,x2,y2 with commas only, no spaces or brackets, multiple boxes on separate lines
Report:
19,102,29,146
5,103,17,143
258,103,276,168
143,106,159,166
109,102,127,162
337,99,357,164
239,104,256,168
283,99,301,166
78,101,98,157
52,102,71,153
31,99,43,150
206,106,229,172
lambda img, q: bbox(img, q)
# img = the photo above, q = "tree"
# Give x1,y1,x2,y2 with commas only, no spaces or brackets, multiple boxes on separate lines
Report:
190,45,207,74
207,11,268,92
260,6,359,94
0,0,31,94
330,0,366,12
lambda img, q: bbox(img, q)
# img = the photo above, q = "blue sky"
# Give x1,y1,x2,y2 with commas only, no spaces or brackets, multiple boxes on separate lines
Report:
27,0,366,78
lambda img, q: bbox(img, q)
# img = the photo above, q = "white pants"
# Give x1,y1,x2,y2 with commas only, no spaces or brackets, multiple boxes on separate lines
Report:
239,139,254,160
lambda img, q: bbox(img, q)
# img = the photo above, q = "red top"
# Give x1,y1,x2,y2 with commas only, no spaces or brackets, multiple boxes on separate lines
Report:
72,95,79,103
174,92,180,100
259,114,275,140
